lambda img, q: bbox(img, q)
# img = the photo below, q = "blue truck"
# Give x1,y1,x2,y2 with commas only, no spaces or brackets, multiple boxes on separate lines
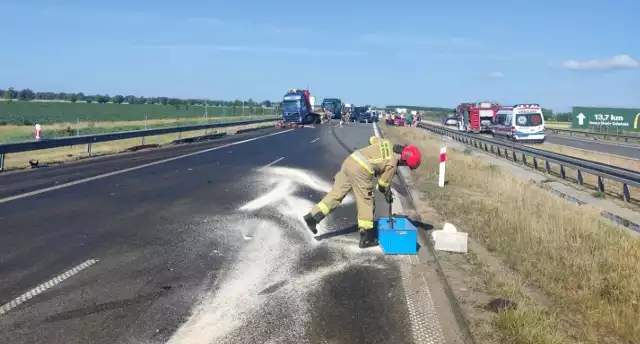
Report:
280,89,321,126
321,98,343,119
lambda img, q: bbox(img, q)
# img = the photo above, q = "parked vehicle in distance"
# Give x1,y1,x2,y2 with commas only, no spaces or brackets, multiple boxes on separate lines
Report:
492,104,546,143
442,115,458,126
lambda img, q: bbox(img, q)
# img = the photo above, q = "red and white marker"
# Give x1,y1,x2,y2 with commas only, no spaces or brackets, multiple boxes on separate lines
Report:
438,146,447,187
35,124,42,140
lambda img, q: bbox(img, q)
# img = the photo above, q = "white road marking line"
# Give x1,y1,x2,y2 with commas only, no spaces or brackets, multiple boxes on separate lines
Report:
310,138,319,143
0,129,295,205
0,259,99,317
259,157,285,171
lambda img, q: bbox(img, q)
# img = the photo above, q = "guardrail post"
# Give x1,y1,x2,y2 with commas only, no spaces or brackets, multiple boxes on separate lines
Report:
577,170,584,185
623,184,630,202
597,177,605,193
87,143,92,156
0,153,4,172
522,153,526,166
512,151,517,162
545,161,551,174
142,136,146,146
533,157,538,170
560,165,566,179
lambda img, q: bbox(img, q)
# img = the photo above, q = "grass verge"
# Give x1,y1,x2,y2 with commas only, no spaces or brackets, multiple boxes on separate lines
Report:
0,115,275,142
2,121,277,170
383,123,640,344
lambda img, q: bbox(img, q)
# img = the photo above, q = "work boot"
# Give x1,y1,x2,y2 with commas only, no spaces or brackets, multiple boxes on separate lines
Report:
359,229,378,249
303,213,324,235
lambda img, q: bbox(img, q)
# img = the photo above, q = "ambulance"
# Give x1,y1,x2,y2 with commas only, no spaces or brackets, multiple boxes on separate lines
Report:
492,104,546,143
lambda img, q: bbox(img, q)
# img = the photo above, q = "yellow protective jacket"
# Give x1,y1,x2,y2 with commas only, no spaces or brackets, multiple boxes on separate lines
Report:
348,136,398,189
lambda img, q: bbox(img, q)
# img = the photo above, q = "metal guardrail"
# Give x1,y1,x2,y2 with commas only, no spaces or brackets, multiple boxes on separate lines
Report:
418,123,640,202
0,117,278,171
548,127,640,142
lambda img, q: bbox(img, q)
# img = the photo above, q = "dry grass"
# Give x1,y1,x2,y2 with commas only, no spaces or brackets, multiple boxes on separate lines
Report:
545,122,570,129
383,123,640,344
0,116,263,138
3,121,276,170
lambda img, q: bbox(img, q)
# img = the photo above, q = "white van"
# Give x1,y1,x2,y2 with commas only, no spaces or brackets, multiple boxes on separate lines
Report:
492,104,545,143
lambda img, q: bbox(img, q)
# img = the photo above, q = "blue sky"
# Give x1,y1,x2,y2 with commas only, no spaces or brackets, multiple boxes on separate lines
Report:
0,1,638,112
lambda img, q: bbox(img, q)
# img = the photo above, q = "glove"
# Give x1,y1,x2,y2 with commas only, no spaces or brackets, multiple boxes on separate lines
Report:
377,184,387,194
384,190,394,204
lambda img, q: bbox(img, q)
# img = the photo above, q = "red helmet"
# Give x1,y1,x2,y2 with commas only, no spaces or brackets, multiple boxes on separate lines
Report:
401,145,422,169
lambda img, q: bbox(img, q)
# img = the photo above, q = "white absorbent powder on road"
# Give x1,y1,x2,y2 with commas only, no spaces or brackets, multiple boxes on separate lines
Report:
166,166,388,344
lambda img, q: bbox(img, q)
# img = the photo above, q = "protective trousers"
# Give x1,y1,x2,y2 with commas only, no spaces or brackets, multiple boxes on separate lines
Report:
310,157,375,230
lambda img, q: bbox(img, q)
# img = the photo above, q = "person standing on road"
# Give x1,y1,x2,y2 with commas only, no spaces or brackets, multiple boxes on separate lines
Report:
405,112,413,127
303,136,422,248
413,113,421,128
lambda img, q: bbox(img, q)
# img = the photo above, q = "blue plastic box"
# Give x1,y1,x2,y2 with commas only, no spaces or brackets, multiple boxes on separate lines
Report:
377,217,418,255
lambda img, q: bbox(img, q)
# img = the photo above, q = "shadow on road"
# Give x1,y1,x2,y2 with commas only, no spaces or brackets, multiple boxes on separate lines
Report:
314,224,359,241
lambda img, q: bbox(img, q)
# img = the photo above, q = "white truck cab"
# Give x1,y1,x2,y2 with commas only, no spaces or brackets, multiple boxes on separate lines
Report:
492,104,545,143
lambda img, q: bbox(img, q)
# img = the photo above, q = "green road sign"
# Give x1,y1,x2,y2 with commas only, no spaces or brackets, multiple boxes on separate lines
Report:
572,107,640,132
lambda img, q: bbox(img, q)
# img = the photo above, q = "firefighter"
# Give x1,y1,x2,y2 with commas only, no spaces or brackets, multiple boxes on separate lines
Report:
303,136,422,248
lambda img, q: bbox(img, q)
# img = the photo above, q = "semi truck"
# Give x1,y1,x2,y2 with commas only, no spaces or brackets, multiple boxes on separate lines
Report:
456,101,501,133
279,88,321,127
321,98,343,119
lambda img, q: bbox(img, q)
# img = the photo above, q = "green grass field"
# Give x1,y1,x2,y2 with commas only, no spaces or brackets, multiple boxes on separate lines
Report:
0,101,278,125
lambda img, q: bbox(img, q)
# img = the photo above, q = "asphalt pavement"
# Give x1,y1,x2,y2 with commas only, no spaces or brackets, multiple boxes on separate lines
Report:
0,121,454,344
545,134,640,160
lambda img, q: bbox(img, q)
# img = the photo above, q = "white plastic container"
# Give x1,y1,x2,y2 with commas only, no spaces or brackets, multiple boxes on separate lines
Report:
432,222,468,253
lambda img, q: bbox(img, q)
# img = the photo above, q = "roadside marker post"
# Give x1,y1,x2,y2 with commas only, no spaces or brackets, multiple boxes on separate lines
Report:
439,147,446,187
35,124,42,140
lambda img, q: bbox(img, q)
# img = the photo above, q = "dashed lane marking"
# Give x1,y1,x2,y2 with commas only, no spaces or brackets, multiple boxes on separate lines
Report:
259,157,285,170
310,138,320,143
0,259,99,317
0,129,295,205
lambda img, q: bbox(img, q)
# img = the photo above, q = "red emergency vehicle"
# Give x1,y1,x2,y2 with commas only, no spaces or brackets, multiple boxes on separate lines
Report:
455,101,501,133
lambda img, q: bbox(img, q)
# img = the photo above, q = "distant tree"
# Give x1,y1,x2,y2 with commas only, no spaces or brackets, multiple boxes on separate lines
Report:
0,89,4,98
85,97,93,104
138,96,147,104
124,95,137,104
76,92,85,101
5,87,16,100
18,88,35,101
69,93,79,103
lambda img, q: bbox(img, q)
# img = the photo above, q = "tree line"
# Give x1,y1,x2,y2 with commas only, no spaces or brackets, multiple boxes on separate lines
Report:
0,87,276,108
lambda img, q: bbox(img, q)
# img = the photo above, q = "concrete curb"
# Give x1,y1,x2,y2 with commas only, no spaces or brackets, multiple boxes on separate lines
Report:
374,123,476,344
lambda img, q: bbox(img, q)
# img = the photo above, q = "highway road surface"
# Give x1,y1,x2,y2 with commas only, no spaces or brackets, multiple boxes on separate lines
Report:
0,123,461,344
545,133,640,160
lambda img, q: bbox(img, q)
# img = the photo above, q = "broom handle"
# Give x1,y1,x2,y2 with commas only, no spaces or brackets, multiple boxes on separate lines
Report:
388,195,394,229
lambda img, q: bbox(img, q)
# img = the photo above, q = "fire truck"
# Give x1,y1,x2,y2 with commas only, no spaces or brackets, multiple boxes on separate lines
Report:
455,101,501,133
277,88,321,128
